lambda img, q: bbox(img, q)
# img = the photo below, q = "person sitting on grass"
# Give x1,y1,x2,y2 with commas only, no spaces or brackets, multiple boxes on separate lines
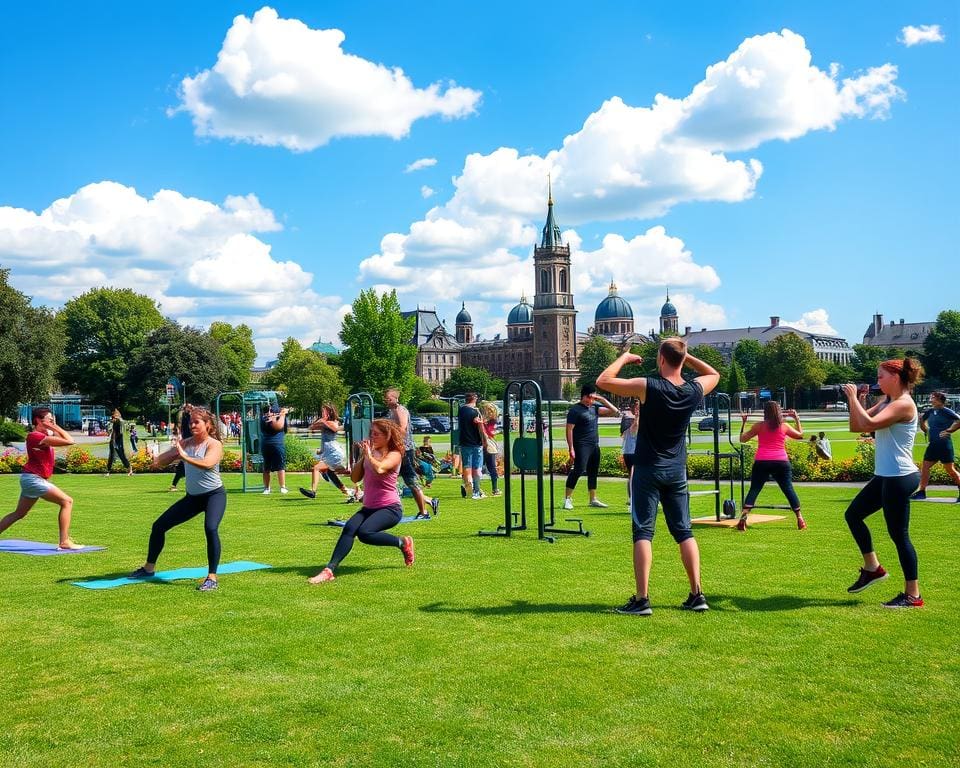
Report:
309,419,415,585
0,407,83,550
300,404,359,502
415,436,438,488
130,407,226,592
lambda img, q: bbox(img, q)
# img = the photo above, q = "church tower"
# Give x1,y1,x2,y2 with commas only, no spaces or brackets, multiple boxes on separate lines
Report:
455,302,473,344
532,181,577,399
659,290,679,335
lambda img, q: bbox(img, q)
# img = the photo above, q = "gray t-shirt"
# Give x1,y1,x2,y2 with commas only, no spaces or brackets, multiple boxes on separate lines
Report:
184,439,223,495
387,405,414,450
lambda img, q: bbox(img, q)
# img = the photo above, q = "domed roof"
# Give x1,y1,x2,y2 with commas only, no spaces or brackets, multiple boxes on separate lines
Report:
595,281,633,322
456,302,472,324
660,291,677,317
507,294,533,325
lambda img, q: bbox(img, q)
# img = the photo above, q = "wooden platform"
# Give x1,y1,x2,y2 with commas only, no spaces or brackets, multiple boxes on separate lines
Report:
692,514,785,527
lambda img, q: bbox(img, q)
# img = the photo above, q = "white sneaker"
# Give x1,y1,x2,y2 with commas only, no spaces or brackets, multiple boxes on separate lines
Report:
262,488,272,495
472,492,486,500
280,487,289,495
563,497,574,510
588,499,609,508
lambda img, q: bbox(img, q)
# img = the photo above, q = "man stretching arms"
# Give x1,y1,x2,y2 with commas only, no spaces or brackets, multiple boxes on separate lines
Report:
597,339,720,615
564,383,619,510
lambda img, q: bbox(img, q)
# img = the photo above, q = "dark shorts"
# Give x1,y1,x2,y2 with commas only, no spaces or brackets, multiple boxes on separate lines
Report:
623,454,636,471
924,441,955,464
399,449,421,489
630,464,693,544
262,443,286,472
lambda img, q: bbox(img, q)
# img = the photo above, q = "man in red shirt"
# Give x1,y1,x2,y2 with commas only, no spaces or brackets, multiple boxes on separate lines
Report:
0,407,82,549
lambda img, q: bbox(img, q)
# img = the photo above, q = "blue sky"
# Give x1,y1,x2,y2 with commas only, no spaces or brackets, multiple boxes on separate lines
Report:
1,1,956,363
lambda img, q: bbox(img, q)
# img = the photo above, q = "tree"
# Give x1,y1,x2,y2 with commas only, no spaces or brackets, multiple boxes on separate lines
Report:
58,287,165,409
561,380,579,401
688,344,726,385
405,376,434,411
922,310,960,385
209,322,257,390
338,289,417,396
577,335,618,387
725,359,747,398
822,361,858,385
262,338,348,417
441,367,505,400
760,333,825,407
733,339,764,388
0,270,65,417
851,343,902,383
127,322,230,415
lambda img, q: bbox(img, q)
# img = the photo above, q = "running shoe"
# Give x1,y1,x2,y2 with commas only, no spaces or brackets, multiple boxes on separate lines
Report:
563,498,574,511
680,592,709,611
431,497,440,517
279,487,289,495
492,490,502,497
460,485,467,498
414,512,431,520
910,490,926,501
400,536,416,566
128,566,154,579
614,595,653,616
299,487,316,499
197,578,218,592
847,565,888,593
588,499,609,508
262,488,272,495
736,516,747,532
472,492,486,500
308,567,335,584
882,592,924,609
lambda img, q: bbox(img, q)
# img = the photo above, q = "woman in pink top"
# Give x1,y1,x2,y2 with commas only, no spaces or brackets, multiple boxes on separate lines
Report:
738,401,805,531
309,419,415,584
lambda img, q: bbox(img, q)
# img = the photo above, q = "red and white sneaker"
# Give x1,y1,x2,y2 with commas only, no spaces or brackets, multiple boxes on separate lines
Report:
736,516,747,532
400,536,416,567
847,565,888,593
883,592,924,608
308,567,335,585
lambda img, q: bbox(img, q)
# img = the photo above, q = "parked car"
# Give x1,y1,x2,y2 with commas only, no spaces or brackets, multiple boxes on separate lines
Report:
697,416,727,433
410,416,434,433
427,416,451,433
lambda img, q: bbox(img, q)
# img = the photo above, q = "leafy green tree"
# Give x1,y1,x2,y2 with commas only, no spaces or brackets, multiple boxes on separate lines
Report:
760,333,825,407
209,322,257,390
851,344,903,383
263,338,348,417
58,287,164,409
725,359,747,397
733,339,764,387
922,310,960,385
578,335,618,387
688,344,727,384
561,380,580,401
127,322,230,415
405,376,435,411
624,341,661,378
0,269,65,417
822,361,858,385
339,289,416,396
441,367,505,400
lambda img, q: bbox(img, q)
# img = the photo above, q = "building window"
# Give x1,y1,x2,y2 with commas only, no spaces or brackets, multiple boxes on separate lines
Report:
559,268,567,293
541,269,549,293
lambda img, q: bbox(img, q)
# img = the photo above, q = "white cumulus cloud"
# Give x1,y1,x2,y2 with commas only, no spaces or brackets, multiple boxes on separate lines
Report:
406,157,438,173
900,24,945,46
782,309,839,336
420,186,435,199
174,7,482,150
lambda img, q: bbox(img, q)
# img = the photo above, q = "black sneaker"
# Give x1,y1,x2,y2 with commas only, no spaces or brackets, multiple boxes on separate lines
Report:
910,490,926,501
614,595,653,616
460,485,467,498
680,592,709,611
197,577,218,592
299,487,316,499
129,567,154,579
882,592,924,608
847,565,888,593
431,497,440,517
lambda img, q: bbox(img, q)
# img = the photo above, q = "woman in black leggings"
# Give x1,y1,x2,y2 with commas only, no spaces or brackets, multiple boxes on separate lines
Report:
842,357,924,608
130,407,225,592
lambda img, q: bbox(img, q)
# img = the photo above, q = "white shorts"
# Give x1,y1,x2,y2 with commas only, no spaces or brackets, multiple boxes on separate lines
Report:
320,442,346,470
20,473,53,499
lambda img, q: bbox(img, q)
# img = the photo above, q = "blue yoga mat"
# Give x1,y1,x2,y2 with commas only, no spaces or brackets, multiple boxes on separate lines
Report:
71,560,272,590
326,515,432,527
0,539,106,556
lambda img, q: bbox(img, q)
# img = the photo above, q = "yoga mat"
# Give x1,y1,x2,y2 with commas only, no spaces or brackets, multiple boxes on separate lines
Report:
326,515,432,527
71,560,272,590
0,539,106,556
916,497,959,504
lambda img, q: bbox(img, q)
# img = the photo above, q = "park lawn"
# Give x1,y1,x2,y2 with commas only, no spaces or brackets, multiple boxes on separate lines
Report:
1,473,957,768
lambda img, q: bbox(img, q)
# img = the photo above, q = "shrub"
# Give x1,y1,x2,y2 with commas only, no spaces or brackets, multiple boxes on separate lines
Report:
0,420,27,445
0,448,26,473
283,434,316,471
416,399,447,415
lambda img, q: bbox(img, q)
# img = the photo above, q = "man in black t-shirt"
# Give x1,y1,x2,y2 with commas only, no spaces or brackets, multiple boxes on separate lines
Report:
597,339,720,616
564,383,619,510
457,392,488,500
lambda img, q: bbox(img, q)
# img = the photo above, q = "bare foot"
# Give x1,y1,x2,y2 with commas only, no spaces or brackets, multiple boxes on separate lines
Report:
58,539,84,550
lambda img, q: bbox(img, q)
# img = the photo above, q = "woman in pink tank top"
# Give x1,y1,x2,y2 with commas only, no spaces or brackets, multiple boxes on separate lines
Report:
309,419,415,584
738,401,805,531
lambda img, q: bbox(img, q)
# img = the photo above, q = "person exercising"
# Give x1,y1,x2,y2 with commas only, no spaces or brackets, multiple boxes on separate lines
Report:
563,383,619,510
912,391,960,502
300,404,359,502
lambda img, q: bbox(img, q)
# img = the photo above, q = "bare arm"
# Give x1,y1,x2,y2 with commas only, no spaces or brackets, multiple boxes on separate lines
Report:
38,422,74,448
783,409,803,440
565,423,575,458
684,354,720,396
940,419,960,440
152,444,181,469
738,421,761,443
593,394,619,417
596,352,648,401
843,384,914,432
367,448,402,475
350,445,365,483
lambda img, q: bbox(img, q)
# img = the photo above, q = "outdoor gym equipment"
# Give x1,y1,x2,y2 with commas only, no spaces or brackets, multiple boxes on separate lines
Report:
344,392,375,469
686,392,744,521
215,390,280,492
479,380,589,542
441,395,466,453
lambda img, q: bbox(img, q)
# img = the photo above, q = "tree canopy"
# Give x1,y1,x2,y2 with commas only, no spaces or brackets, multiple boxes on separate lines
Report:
733,339,764,388
209,321,257,391
441,366,506,400
851,343,903,383
0,269,64,417
922,310,960,385
760,333,825,406
338,289,416,396
262,338,347,417
577,335,618,387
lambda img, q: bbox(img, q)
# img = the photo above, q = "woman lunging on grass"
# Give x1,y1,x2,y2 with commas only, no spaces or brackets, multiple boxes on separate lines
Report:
309,419,414,584
842,358,924,608
300,404,360,503
130,407,225,592
737,401,805,531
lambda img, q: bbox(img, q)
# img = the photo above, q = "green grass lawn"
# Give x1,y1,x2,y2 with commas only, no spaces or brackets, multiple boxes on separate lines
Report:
1,473,957,767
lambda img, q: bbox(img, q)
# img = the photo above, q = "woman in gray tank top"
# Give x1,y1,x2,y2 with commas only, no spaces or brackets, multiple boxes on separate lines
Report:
842,357,924,608
129,408,226,592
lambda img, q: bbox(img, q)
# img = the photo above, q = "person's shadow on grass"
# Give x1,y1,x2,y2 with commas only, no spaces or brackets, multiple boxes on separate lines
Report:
707,593,858,612
420,600,612,617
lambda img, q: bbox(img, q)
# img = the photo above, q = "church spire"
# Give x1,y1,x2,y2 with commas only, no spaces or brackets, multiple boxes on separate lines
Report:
540,177,562,248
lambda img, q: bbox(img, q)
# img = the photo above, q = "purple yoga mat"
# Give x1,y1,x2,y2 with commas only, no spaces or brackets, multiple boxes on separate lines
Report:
0,539,106,556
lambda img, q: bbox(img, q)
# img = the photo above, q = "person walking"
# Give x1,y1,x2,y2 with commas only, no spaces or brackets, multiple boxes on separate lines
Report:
911,391,960,501
842,358,925,608
308,419,415,584
384,388,439,518
0,408,83,549
105,409,133,476
597,339,720,615
481,402,502,497
457,392,488,500
300,404,359,502
563,383,619,510
260,405,289,494
129,422,139,455
130,407,226,591
737,402,806,531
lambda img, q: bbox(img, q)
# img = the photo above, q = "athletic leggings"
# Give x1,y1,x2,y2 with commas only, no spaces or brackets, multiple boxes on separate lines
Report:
566,443,600,491
171,461,185,487
743,460,801,511
148,487,226,574
107,440,129,471
327,504,403,570
323,469,345,491
844,473,920,581
483,451,499,493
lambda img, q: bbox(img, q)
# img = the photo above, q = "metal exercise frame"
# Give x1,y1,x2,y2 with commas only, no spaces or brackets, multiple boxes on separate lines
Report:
344,392,375,469
215,389,279,493
686,392,744,521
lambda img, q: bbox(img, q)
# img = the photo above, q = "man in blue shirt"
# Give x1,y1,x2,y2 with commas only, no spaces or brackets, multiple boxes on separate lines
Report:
912,391,960,501
597,339,720,616
563,384,619,510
